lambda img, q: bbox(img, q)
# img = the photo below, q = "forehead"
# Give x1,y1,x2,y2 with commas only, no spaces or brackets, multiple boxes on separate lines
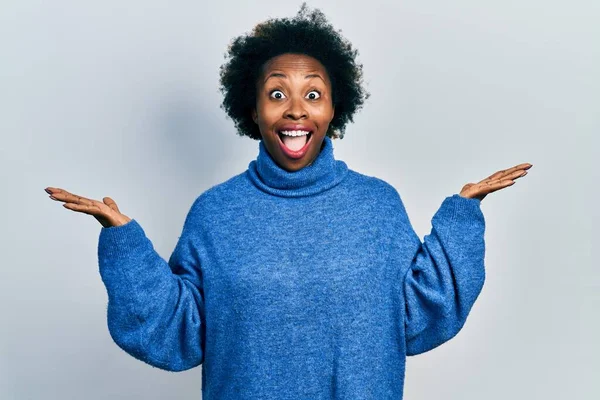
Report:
261,53,329,78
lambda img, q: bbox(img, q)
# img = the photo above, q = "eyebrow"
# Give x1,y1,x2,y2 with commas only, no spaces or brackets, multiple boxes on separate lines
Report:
264,72,325,84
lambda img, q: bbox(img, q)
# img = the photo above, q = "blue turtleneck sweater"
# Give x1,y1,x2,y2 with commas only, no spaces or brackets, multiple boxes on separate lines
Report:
98,136,486,399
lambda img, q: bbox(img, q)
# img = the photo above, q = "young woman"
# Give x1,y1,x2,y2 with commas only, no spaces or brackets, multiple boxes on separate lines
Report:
45,4,532,399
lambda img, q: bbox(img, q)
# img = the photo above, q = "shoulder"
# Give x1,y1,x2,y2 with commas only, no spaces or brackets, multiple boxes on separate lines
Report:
345,168,404,204
185,171,249,219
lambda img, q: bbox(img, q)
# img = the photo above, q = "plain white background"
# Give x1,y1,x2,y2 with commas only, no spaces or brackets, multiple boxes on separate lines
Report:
1,0,597,398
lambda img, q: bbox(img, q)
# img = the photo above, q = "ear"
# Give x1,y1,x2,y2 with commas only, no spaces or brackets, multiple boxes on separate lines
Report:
252,108,258,124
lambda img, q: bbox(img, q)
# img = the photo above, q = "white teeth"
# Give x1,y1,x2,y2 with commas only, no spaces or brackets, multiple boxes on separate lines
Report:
279,130,310,137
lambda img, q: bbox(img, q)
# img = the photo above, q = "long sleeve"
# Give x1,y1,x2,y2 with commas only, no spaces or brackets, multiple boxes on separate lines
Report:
97,202,205,371
400,194,486,356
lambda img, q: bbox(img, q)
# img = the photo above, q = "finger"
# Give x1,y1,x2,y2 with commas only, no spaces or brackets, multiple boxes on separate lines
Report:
512,170,528,180
464,181,513,199
62,202,105,216
480,163,531,184
482,169,527,185
103,197,121,213
49,188,98,206
476,178,516,193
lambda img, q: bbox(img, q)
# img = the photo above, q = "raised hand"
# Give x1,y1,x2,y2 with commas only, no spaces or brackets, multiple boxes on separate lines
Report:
45,187,132,228
459,163,533,201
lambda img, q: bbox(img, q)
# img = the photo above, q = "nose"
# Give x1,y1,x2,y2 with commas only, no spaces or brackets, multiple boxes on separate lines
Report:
284,96,308,120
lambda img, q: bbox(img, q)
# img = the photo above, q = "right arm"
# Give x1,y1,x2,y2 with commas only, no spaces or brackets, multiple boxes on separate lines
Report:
97,205,205,371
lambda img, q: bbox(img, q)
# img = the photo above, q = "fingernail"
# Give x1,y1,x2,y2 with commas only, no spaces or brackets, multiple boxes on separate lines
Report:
49,195,57,200
45,188,52,194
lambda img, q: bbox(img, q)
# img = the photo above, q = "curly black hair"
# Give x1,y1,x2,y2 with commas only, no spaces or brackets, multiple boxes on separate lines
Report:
218,2,370,140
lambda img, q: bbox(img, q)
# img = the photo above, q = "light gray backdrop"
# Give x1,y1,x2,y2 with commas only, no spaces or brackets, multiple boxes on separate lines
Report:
1,0,597,399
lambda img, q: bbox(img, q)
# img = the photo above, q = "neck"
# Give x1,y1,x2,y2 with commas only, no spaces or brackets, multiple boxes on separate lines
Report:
246,136,349,198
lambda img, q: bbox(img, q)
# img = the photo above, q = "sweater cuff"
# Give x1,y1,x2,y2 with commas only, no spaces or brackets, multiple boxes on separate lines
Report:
98,219,152,260
447,193,484,229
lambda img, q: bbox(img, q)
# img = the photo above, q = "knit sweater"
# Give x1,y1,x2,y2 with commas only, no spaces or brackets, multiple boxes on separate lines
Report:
97,135,486,399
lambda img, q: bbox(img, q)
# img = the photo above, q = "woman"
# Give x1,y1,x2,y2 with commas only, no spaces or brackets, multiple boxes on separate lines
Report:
45,4,532,399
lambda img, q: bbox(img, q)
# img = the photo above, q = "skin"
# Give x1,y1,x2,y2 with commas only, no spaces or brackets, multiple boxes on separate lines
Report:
252,53,335,172
460,163,532,201
45,52,532,224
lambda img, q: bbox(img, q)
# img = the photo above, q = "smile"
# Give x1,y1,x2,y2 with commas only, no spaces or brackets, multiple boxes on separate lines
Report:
277,130,313,159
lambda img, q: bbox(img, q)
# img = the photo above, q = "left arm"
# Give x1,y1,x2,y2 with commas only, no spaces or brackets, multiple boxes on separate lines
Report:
401,194,486,356
401,162,532,355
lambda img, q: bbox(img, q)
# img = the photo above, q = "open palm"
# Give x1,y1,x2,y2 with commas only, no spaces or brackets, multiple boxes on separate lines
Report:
44,187,132,228
460,162,533,201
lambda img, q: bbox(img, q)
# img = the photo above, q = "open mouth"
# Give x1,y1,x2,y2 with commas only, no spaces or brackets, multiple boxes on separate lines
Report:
277,130,313,152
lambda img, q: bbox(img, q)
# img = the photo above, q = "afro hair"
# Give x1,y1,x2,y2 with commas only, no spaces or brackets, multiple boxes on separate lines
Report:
218,2,370,140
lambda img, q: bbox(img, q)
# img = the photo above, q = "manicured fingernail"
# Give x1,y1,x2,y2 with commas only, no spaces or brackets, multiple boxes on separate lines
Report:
45,188,52,194
49,195,57,200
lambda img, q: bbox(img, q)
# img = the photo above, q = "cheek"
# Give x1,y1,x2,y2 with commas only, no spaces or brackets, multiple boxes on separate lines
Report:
260,105,281,125
316,104,334,122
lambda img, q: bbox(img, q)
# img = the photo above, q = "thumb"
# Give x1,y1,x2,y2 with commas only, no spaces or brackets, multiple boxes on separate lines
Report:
103,197,121,213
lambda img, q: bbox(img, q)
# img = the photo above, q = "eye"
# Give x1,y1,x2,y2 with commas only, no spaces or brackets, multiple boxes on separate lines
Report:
306,90,321,100
269,90,286,100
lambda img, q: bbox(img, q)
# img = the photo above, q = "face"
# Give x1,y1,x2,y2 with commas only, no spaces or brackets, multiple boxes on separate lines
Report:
252,53,335,172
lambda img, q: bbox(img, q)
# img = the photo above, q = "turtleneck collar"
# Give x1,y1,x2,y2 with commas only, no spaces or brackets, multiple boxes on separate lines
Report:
246,135,349,198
